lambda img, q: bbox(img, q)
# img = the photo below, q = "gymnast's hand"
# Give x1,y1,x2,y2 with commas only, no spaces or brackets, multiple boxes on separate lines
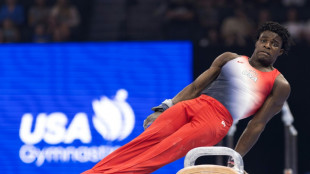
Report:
143,111,162,130
227,158,248,174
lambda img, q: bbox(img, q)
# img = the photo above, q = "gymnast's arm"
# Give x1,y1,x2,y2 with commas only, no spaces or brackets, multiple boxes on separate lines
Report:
143,52,238,130
171,52,238,104
234,74,291,157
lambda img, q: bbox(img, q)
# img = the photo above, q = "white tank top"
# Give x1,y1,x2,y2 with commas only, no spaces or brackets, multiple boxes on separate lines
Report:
202,56,280,121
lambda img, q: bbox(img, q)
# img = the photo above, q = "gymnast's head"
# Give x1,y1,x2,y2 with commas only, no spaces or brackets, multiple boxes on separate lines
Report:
252,21,292,66
256,21,291,55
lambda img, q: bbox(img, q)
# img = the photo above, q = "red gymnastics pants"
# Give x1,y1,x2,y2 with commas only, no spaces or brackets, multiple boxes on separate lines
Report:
82,95,233,174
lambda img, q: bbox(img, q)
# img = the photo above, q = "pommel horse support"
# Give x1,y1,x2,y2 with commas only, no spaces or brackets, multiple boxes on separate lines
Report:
177,146,244,174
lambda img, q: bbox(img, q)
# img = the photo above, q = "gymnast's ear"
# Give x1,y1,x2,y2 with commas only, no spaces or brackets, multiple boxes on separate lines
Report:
279,48,284,56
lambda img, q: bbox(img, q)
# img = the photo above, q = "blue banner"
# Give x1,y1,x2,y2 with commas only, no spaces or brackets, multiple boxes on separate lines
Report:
0,42,192,174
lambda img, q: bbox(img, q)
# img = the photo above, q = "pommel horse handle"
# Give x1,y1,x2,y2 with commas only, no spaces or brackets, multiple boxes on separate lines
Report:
183,146,244,174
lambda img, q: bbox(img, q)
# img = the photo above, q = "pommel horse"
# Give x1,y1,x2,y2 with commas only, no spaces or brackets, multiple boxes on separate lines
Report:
177,147,244,174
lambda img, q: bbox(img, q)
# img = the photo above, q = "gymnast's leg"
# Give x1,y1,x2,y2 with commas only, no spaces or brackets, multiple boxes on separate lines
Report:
103,97,232,173
82,101,191,173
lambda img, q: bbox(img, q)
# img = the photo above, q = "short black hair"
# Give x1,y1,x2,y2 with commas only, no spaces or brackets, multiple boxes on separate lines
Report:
256,21,291,55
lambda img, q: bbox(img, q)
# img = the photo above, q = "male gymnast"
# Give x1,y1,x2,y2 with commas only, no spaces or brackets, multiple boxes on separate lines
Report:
82,21,291,174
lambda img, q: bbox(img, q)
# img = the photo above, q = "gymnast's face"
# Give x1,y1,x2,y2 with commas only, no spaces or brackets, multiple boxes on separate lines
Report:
253,31,284,66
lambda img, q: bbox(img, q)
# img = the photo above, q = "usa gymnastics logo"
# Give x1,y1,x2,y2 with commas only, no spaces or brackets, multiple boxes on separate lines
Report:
93,89,135,141
242,69,258,82
19,89,135,166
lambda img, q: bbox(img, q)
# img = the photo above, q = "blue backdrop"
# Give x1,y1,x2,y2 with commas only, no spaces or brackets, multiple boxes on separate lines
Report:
0,42,192,174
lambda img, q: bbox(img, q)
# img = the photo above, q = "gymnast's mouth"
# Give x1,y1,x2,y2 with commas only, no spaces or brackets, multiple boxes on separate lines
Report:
258,51,270,56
